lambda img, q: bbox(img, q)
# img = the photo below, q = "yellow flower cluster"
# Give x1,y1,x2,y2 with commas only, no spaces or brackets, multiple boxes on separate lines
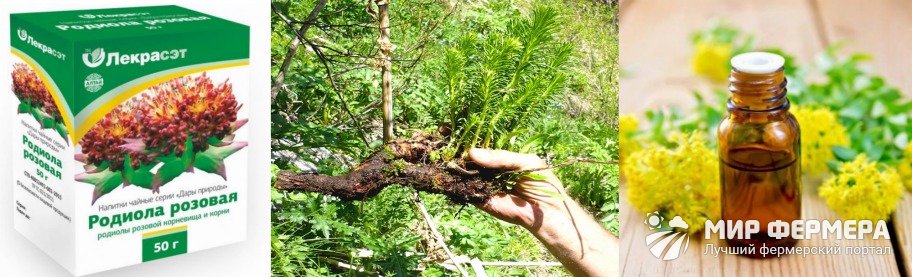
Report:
790,106,850,176
898,144,912,191
619,114,640,163
624,132,720,233
819,154,903,221
691,41,732,82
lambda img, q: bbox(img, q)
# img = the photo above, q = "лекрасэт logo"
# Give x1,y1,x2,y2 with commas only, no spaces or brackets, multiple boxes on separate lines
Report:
82,48,105,68
17,28,28,41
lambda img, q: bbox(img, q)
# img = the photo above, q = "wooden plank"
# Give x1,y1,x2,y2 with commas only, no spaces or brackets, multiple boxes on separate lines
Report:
620,186,711,277
894,194,912,275
812,0,912,96
620,187,669,276
619,0,824,117
812,0,912,274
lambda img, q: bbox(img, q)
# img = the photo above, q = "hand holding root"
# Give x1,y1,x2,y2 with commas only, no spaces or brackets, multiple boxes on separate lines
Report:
467,148,618,277
467,148,568,227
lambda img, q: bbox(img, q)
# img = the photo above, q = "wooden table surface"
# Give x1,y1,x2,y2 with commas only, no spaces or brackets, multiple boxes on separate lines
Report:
619,0,912,276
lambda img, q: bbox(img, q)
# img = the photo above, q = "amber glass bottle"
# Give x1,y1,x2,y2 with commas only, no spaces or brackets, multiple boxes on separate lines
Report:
718,52,800,257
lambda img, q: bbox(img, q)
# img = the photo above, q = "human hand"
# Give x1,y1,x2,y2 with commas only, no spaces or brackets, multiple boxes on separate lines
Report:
468,148,618,276
467,148,569,229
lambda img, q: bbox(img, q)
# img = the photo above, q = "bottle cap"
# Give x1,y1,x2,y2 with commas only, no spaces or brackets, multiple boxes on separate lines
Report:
731,52,785,74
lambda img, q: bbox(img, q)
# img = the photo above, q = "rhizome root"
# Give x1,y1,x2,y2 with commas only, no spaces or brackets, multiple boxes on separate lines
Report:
274,134,500,203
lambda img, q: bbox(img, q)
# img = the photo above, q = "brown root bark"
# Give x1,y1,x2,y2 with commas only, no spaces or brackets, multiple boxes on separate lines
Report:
274,135,496,203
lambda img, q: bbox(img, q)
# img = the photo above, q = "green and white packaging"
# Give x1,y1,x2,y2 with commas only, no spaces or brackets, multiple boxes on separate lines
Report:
10,6,249,275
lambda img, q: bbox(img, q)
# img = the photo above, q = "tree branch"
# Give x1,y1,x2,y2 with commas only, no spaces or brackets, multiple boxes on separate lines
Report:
271,0,327,101
304,37,372,146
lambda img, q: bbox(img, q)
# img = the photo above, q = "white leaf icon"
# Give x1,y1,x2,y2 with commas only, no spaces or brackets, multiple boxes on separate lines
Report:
91,49,103,63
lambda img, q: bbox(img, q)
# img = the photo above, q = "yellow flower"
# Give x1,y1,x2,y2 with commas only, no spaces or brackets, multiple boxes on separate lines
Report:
691,41,732,82
897,144,912,191
619,114,640,163
819,154,903,221
790,106,850,176
624,132,720,233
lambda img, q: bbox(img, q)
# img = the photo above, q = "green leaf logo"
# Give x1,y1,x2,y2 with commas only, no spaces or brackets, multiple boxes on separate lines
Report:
17,29,28,41
82,48,105,68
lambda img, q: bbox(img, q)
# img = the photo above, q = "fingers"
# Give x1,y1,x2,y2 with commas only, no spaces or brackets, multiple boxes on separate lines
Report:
467,148,566,212
475,193,536,227
467,148,547,170
467,147,564,195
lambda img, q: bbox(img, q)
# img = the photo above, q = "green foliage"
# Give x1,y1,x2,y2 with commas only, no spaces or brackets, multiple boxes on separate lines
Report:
691,19,755,53
271,0,618,275
555,0,619,125
640,89,727,149
441,5,572,152
523,116,620,233
791,46,912,165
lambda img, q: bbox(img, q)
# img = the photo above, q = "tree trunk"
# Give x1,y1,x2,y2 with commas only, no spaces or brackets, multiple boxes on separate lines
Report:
376,0,394,143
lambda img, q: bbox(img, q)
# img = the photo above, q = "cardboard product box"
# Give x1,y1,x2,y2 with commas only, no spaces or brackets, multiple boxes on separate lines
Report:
10,5,249,275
